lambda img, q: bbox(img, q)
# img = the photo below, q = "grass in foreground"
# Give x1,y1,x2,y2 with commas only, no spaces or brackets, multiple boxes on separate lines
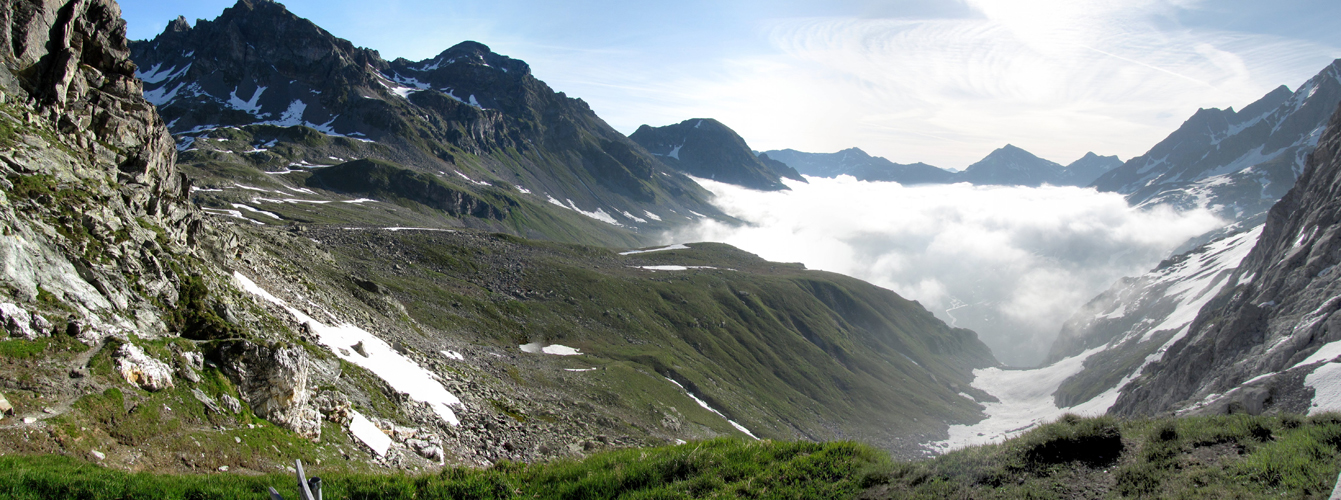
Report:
0,438,885,499
5,413,1341,499
862,412,1341,499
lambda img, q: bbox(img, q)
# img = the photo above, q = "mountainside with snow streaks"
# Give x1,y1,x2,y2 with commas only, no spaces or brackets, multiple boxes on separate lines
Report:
629,118,801,191
1047,226,1263,408
1111,96,1341,418
128,0,722,246
933,226,1262,450
1092,60,1341,222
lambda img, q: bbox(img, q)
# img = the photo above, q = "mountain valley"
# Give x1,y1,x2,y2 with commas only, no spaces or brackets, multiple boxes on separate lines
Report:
4,0,1341,497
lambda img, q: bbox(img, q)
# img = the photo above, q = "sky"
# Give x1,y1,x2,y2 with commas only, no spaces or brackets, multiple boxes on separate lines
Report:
672,177,1223,367
116,0,1341,170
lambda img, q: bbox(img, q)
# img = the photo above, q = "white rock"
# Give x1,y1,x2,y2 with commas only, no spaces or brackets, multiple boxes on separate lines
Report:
220,394,243,414
0,302,44,339
0,391,13,417
90,450,105,460
114,344,175,391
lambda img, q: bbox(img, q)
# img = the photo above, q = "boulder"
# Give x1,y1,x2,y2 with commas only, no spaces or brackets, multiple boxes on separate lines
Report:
114,343,174,391
0,391,13,419
0,302,48,339
213,340,321,439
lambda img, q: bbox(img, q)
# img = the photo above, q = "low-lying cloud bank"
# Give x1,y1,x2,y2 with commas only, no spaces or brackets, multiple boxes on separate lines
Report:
670,176,1224,366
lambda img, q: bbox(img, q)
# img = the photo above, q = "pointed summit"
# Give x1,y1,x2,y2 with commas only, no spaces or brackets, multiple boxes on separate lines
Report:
1060,152,1122,187
166,15,191,33
958,145,1063,186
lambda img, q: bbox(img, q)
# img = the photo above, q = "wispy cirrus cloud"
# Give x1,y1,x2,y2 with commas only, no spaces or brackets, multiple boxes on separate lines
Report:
523,0,1340,169
743,1,1339,167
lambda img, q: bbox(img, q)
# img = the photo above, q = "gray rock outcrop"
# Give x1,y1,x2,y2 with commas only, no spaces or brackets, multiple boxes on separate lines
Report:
213,340,321,439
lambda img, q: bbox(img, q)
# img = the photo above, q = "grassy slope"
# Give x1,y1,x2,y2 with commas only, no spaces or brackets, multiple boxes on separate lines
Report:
6,414,1341,499
291,227,996,450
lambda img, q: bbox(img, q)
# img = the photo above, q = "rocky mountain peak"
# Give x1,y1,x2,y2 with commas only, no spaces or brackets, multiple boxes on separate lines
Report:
629,118,798,190
167,15,191,33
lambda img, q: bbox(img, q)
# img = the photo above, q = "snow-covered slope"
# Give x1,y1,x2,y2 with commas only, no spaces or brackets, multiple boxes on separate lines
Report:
934,227,1262,451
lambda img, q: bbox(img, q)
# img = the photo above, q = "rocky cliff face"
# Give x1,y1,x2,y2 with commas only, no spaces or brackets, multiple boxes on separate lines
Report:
0,0,194,341
0,0,348,445
1110,98,1341,417
629,118,800,190
1092,61,1341,222
129,0,719,242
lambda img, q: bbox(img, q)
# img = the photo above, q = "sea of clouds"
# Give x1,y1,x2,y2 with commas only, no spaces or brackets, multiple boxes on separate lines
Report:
670,176,1224,366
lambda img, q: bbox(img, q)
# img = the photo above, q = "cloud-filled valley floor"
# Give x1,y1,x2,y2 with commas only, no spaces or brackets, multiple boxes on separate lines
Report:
671,176,1225,366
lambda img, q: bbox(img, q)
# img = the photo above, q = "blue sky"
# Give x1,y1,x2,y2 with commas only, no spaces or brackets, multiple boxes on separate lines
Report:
118,0,1341,169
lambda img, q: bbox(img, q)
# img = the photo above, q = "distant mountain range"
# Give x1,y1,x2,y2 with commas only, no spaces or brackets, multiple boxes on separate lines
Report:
761,145,1122,188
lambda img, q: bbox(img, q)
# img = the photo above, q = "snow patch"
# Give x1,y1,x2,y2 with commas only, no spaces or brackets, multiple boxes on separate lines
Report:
455,171,491,186
565,199,622,226
200,208,264,224
230,204,281,219
233,273,462,426
620,244,689,255
1306,362,1341,415
348,411,392,457
932,345,1108,452
519,343,582,356
634,265,718,271
620,210,648,223
664,377,758,440
227,86,267,115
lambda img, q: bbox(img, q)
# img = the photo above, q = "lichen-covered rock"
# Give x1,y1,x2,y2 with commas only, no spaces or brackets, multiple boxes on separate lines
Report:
0,302,48,339
114,343,174,391
214,340,321,439
314,391,352,425
220,393,242,414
